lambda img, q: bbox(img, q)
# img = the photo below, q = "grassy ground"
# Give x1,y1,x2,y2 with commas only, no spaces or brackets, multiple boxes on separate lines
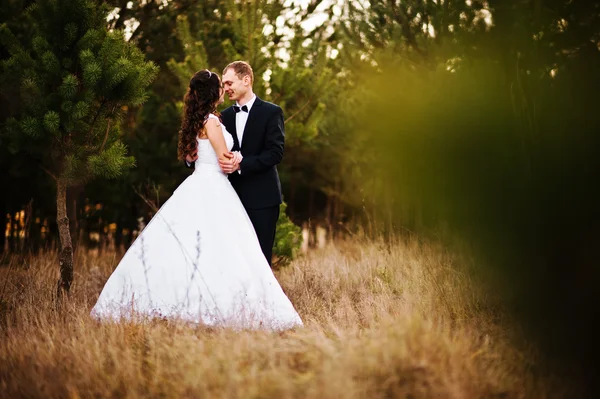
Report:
0,238,574,398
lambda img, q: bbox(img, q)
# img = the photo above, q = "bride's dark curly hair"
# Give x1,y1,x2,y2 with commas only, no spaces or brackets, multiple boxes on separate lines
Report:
177,69,222,160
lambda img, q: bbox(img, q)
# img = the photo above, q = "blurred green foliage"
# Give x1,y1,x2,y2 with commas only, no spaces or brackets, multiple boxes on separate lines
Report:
342,1,600,394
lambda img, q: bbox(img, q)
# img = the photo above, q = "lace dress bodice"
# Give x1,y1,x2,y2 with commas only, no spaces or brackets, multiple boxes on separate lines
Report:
194,114,233,173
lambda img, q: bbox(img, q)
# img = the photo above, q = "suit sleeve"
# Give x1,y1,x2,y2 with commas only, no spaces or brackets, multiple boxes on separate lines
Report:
239,107,284,176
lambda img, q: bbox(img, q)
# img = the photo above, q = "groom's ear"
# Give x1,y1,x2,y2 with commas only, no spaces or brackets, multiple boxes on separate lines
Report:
243,75,251,86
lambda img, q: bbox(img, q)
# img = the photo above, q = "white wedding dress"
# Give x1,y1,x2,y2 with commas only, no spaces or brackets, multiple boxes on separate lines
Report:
91,114,303,330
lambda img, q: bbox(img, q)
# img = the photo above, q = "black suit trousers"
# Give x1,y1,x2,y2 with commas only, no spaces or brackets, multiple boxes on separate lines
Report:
246,206,280,267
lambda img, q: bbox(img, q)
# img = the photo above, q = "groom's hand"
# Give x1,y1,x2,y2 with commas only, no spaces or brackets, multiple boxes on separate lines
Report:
185,151,198,163
219,152,240,174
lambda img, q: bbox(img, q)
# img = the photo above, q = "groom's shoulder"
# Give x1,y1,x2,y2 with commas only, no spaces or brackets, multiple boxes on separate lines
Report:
221,105,235,116
258,98,282,113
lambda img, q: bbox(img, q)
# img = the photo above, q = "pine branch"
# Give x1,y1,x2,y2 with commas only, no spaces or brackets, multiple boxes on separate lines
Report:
389,1,428,60
87,99,107,138
112,0,130,30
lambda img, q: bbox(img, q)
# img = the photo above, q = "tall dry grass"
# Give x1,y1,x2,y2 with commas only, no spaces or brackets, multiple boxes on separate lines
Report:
0,238,574,398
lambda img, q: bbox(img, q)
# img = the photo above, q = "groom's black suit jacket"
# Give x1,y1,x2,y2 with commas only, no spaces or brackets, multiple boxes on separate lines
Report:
220,97,284,210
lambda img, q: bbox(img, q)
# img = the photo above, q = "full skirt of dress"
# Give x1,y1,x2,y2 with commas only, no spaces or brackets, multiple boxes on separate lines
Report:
90,165,303,330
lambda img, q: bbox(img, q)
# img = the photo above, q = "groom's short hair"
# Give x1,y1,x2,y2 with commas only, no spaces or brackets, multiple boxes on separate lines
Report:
223,61,254,85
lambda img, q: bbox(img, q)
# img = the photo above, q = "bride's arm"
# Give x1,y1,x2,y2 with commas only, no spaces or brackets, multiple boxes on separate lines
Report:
205,118,231,163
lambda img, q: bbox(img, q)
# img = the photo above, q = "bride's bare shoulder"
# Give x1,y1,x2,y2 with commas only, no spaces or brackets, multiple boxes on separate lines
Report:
206,114,222,127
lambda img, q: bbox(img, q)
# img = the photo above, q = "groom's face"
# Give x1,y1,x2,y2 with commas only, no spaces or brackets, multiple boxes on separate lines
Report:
222,69,249,102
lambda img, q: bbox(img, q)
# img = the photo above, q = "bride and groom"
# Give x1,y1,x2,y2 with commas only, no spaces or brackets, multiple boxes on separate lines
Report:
91,61,303,330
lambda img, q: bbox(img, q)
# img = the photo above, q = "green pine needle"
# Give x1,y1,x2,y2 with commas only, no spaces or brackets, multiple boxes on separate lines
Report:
59,74,78,98
43,111,61,133
72,101,89,120
83,62,101,87
21,116,41,138
42,51,60,74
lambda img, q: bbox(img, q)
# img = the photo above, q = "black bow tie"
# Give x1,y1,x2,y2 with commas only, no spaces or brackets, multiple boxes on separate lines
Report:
233,105,248,113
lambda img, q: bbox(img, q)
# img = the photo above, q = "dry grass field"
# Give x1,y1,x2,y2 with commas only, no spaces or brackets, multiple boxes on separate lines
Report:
0,238,576,398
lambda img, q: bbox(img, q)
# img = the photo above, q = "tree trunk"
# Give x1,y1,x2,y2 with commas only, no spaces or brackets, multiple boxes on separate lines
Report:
56,179,74,296
0,213,6,256
308,188,314,221
0,195,6,256
22,199,33,253
67,185,82,250
8,214,16,253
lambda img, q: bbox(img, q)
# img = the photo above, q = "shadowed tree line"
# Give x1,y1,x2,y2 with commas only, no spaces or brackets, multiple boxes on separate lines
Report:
1,0,345,256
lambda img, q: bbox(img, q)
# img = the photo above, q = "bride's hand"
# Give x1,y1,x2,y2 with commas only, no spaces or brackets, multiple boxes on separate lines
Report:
222,151,240,164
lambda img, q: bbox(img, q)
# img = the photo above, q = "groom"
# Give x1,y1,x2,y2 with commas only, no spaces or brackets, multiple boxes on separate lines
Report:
186,61,284,267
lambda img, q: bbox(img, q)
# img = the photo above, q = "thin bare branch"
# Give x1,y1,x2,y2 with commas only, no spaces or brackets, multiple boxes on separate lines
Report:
133,185,159,213
285,98,313,124
40,165,58,181
99,119,111,153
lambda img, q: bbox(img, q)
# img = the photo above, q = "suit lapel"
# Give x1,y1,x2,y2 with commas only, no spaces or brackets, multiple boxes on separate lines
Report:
241,97,263,150
223,108,239,150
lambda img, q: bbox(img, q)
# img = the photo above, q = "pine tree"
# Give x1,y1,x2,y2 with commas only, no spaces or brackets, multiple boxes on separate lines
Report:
0,0,158,295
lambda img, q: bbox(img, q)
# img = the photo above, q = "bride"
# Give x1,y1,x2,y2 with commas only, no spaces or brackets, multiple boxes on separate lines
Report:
90,70,303,330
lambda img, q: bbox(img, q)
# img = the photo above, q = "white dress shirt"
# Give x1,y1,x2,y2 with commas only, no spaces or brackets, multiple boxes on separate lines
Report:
235,94,256,147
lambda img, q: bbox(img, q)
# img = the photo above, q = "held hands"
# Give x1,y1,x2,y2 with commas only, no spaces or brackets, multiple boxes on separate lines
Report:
230,151,243,165
218,151,242,174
